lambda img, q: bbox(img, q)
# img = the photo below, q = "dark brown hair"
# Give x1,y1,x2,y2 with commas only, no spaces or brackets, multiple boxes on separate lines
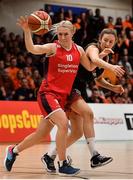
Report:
99,28,117,42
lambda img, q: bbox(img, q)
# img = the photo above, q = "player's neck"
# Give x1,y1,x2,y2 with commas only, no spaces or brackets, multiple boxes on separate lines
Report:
62,45,72,51
59,41,72,51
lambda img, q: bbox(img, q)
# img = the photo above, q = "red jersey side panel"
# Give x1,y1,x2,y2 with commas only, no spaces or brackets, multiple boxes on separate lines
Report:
37,92,68,118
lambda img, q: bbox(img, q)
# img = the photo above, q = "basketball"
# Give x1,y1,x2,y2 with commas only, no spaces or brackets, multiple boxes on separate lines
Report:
28,10,52,35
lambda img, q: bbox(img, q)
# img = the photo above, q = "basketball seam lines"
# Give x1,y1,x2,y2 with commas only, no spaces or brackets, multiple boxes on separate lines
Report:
30,13,50,32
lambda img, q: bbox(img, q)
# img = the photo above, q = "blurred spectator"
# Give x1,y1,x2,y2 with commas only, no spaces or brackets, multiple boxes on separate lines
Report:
23,66,35,89
54,7,65,23
32,69,42,99
13,78,35,101
74,12,88,46
85,9,96,43
122,15,132,38
106,16,115,29
128,30,133,57
87,86,107,103
32,69,42,88
17,52,26,69
64,9,73,22
45,5,54,20
115,17,123,35
13,69,25,90
114,30,129,62
118,54,133,76
4,52,11,68
25,55,34,71
73,16,81,30
0,71,15,100
5,56,20,81
0,60,5,75
93,8,105,37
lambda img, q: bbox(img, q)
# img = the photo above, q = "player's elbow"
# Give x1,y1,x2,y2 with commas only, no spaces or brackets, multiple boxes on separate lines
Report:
90,58,99,64
27,46,39,55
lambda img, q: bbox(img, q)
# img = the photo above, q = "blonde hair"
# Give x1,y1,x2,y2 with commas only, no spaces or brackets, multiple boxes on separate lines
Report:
51,20,76,35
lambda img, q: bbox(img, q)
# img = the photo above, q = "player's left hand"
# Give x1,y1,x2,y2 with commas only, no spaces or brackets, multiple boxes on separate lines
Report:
99,48,114,58
112,85,124,95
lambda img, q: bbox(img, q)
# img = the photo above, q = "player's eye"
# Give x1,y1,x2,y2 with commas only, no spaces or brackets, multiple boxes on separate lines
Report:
64,33,69,36
58,33,62,36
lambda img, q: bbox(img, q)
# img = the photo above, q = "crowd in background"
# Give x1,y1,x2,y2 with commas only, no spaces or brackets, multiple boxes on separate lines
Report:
0,6,133,103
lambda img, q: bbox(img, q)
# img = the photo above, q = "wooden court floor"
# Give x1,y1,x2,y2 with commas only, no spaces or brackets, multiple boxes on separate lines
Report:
0,141,133,179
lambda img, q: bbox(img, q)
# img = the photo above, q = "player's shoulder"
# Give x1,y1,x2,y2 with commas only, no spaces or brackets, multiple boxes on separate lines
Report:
43,43,57,56
85,42,99,51
75,45,85,57
76,44,84,52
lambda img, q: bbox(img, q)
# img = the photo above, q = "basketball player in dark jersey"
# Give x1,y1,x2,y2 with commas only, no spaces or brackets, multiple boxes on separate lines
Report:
42,28,124,172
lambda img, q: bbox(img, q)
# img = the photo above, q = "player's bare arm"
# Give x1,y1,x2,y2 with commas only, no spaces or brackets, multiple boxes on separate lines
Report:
95,76,124,94
17,16,56,55
77,46,96,71
86,45,125,77
99,48,114,59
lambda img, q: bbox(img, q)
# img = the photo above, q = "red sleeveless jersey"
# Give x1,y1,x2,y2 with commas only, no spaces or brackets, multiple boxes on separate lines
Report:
39,41,80,95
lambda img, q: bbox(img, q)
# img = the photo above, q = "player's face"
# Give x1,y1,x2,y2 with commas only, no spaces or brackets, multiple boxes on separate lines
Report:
100,34,116,50
57,27,73,47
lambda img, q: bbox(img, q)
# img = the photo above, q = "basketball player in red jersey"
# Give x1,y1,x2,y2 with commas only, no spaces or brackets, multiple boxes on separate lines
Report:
4,17,99,176
4,18,124,176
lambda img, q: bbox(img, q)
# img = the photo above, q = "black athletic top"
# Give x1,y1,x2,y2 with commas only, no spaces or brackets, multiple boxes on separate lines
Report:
72,43,108,94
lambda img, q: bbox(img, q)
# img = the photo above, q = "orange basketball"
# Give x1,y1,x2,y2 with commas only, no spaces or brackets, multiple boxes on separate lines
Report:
28,10,52,35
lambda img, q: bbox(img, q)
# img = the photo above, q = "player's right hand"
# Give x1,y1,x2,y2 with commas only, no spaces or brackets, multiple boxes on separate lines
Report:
111,65,125,77
16,16,30,32
112,85,124,94
99,48,114,58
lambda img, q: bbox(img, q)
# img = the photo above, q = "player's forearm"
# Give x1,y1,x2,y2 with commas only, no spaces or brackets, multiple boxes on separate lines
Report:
99,52,106,59
81,59,96,71
92,57,113,71
24,30,35,53
95,77,115,91
80,53,97,71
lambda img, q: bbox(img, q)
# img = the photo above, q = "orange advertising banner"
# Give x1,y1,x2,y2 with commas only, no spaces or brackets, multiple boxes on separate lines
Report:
0,101,51,142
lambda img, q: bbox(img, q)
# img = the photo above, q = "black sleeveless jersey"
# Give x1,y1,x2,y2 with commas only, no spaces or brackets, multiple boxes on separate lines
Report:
72,43,108,91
